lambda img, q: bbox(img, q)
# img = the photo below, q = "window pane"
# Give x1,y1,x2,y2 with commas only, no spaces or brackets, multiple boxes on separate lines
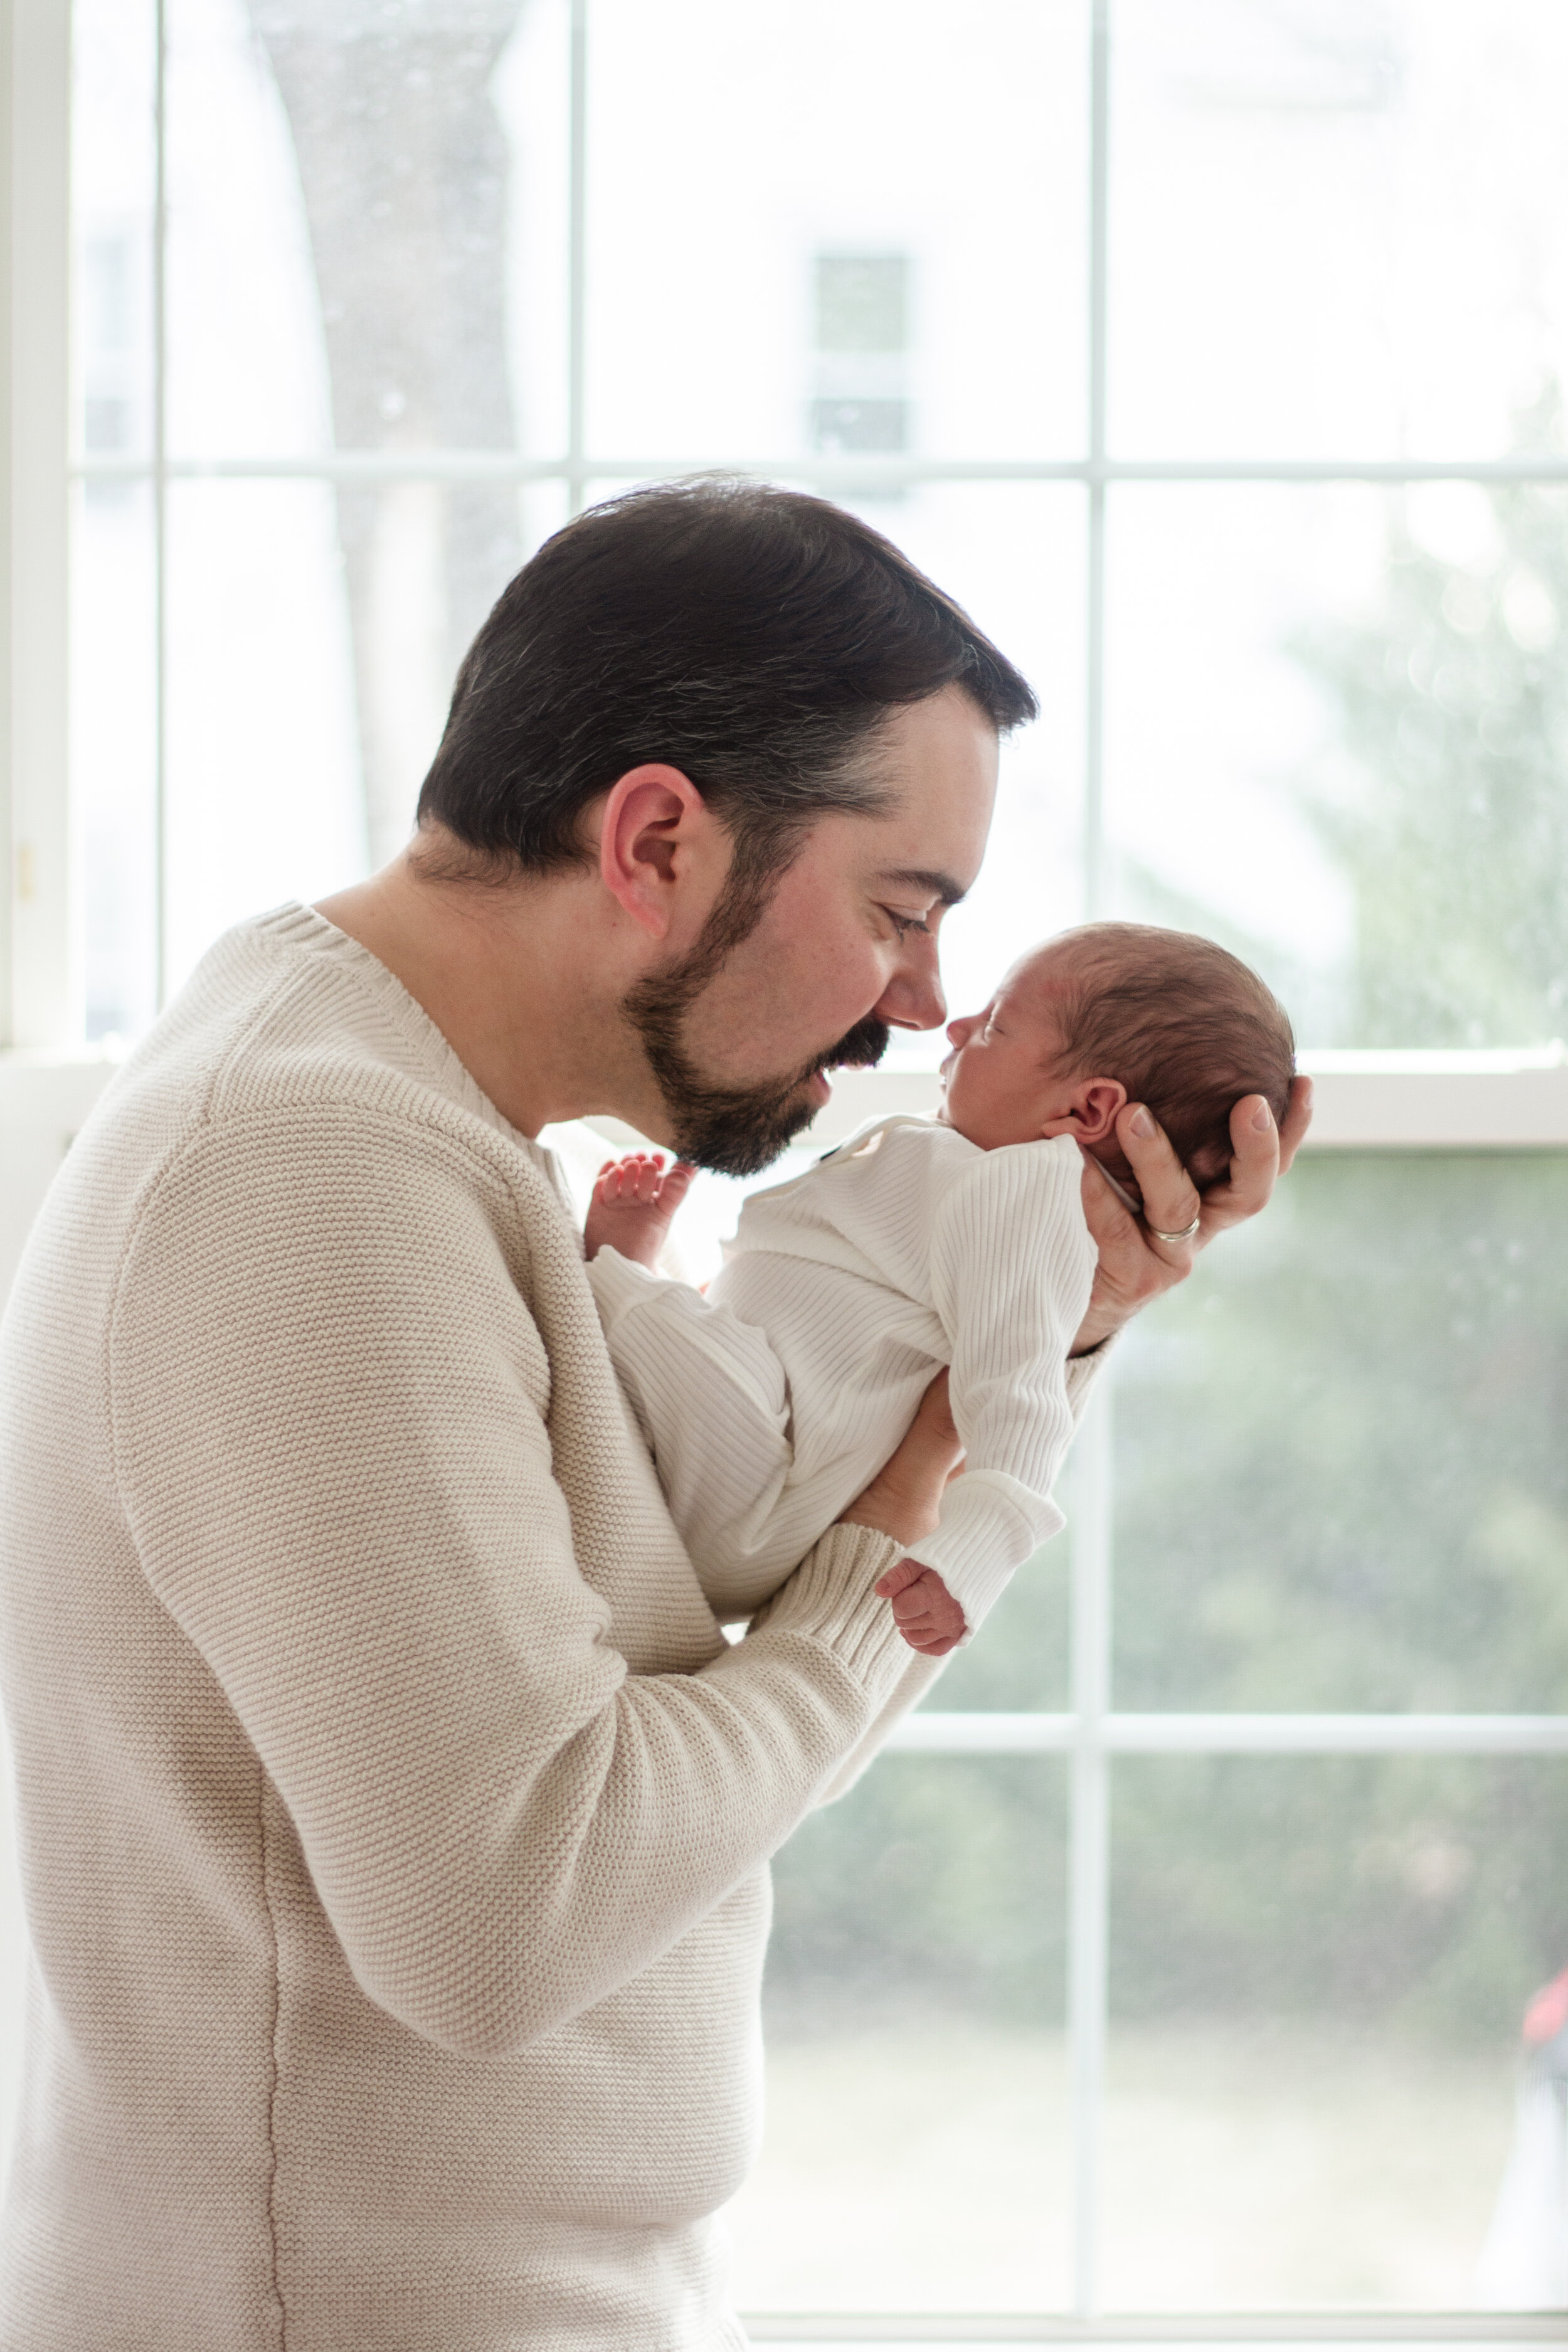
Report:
586,0,1088,462
931,1542,1071,1713
729,1755,1068,2312
1106,1756,1568,2309
167,0,569,463
793,481,1087,1052
1105,480,1568,1048
1110,0,1568,460
82,476,572,1022
73,481,157,1043
162,480,364,993
1115,1153,1568,1712
75,0,155,470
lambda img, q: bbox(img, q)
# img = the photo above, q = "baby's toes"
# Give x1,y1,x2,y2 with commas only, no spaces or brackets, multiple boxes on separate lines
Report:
659,1162,697,1209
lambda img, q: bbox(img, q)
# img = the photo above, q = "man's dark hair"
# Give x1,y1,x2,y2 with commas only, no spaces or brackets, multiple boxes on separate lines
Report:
1046,922,1296,1188
416,475,1038,877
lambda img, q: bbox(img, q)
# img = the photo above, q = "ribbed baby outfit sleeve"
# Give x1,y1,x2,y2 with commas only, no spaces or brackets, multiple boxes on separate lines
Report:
107,1106,914,2059
908,1137,1098,1633
586,1242,798,1608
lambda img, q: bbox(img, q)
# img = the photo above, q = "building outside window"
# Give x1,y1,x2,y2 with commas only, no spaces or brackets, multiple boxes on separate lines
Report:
5,0,1568,2335
810,253,913,460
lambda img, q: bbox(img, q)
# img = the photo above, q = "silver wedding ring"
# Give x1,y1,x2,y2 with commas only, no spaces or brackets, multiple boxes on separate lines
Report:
1148,1212,1202,1244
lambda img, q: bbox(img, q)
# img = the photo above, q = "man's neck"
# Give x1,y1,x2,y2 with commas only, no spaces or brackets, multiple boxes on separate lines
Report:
315,848,668,1142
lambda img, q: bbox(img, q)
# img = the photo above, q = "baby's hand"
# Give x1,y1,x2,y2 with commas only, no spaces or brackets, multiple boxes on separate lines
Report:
874,1558,968,1658
584,1153,696,1269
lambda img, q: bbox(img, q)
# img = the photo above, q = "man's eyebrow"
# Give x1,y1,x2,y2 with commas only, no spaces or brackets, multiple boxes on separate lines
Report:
876,866,970,909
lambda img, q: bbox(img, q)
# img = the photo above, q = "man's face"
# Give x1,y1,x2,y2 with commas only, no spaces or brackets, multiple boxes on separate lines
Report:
627,684,999,1174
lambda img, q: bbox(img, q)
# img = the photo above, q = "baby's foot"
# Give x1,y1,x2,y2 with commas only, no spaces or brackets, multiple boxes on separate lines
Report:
584,1153,696,1269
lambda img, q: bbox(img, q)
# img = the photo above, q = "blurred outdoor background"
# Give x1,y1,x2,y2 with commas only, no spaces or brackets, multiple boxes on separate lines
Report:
71,0,1568,2317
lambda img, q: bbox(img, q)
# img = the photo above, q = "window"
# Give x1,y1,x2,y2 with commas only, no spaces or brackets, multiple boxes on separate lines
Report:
810,254,913,460
1,0,1565,2338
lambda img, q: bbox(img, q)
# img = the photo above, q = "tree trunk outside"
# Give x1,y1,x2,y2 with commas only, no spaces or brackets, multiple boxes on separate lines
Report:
250,0,526,866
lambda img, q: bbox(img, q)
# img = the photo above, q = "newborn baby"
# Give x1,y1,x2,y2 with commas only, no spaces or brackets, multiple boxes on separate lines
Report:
585,921,1295,1658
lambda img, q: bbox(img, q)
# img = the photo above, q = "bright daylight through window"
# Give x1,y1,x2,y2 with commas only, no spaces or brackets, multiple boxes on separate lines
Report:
36,0,1568,2332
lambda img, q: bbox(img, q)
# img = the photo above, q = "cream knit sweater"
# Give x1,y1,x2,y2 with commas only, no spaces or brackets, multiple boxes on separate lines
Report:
0,906,988,2351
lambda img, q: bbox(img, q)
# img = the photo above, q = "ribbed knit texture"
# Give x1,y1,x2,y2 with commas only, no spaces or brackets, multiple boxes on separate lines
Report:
0,905,933,2352
589,1117,1099,1634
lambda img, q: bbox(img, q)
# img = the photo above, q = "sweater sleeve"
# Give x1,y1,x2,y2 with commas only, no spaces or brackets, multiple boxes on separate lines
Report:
907,1138,1098,1633
107,1109,913,2059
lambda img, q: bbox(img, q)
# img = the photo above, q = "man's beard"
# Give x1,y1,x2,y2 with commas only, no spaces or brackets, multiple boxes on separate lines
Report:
622,844,891,1178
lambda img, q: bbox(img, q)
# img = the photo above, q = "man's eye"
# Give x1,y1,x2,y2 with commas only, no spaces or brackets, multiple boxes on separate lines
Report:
886,909,931,940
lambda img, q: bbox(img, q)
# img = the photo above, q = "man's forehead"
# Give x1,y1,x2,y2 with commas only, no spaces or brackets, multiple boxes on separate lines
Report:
857,687,998,879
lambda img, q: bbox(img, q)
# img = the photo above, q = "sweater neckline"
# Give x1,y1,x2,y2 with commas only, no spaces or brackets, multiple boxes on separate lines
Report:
250,901,563,1184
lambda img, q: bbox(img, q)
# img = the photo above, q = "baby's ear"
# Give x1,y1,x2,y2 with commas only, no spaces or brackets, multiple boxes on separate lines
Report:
1045,1075,1126,1145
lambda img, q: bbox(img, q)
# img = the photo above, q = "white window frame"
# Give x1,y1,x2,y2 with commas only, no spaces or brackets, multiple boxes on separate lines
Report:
7,0,1568,2340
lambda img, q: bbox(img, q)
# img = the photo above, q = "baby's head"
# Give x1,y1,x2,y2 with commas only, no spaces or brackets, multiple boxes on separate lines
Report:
938,922,1296,1190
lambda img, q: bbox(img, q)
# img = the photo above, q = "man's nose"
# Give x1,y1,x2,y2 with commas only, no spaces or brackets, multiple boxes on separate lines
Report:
877,933,947,1032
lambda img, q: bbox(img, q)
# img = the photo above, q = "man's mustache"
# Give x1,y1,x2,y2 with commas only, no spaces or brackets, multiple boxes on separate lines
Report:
809,1014,891,1079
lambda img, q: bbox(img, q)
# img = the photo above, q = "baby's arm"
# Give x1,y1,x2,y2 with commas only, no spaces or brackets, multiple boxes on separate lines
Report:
585,1152,696,1270
585,1210,807,1616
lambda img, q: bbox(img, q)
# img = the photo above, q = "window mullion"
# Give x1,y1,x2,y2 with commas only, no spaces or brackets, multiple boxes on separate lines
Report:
1067,1380,1113,2320
567,0,587,516
5,0,73,1049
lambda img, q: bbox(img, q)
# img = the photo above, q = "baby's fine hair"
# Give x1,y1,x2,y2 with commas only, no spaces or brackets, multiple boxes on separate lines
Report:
1046,923,1296,1186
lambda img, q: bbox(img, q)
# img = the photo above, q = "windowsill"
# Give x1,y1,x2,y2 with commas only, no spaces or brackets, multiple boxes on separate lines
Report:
803,1060,1568,1152
739,2318,1568,2346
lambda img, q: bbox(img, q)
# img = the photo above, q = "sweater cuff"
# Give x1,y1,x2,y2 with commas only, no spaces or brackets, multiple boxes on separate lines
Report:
1065,1337,1115,1404
583,1244,671,1331
750,1521,911,1689
903,1470,1065,1641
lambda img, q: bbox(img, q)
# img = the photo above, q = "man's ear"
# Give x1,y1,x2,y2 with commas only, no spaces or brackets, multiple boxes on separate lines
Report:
598,765,711,940
1040,1076,1128,1145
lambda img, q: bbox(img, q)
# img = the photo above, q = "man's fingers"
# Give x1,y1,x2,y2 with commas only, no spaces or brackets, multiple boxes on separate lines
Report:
1197,1084,1304,1236
1200,1094,1280,1232
1115,1103,1202,1253
1077,1149,1140,1251
1277,1073,1314,1173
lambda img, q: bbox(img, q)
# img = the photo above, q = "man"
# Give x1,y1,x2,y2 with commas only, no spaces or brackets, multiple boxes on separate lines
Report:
0,480,1308,2348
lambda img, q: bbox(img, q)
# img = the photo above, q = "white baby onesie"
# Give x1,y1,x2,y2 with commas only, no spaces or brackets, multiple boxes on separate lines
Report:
586,1115,1097,1636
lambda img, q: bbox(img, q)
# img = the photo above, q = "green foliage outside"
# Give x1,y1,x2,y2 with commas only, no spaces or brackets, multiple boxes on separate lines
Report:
1291,397,1568,1047
770,437,1568,2048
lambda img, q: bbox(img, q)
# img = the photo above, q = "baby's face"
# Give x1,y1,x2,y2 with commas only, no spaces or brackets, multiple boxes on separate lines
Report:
936,949,1082,1151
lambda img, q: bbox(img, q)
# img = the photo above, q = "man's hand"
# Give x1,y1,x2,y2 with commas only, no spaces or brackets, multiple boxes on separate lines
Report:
1070,1075,1314,1357
874,1558,967,1657
839,1369,964,1550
